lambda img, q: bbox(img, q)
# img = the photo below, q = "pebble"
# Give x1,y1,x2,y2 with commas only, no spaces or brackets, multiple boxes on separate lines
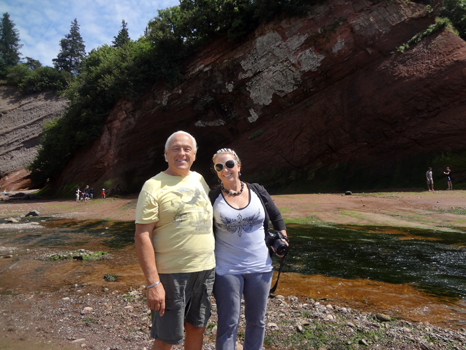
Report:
359,339,369,345
376,313,391,322
81,307,93,314
71,338,86,343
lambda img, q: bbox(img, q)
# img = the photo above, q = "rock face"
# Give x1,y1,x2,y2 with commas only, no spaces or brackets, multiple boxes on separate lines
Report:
0,86,67,191
54,0,466,194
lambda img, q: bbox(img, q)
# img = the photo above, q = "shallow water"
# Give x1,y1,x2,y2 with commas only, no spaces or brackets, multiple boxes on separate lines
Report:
285,224,466,299
0,218,465,329
279,224,466,329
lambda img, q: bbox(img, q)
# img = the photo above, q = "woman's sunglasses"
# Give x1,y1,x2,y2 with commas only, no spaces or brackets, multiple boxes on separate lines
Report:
214,160,237,172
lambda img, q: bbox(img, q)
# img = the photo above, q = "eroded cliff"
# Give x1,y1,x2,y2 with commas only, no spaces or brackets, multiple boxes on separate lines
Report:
0,86,67,191
54,0,466,194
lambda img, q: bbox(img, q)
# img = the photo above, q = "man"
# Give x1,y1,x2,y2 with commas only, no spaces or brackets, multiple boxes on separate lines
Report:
426,167,434,192
134,131,215,350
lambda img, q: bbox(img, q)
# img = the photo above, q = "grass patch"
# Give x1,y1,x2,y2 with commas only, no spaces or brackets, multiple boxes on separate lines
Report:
284,216,322,225
395,17,450,53
47,250,108,261
278,207,291,214
435,207,466,215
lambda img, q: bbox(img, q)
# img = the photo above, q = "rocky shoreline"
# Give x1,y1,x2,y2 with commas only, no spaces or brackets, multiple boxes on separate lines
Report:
1,282,465,350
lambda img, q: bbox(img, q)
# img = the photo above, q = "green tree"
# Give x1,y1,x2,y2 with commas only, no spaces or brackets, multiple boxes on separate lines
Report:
440,0,466,39
112,20,131,48
0,12,22,77
53,19,86,74
24,56,42,70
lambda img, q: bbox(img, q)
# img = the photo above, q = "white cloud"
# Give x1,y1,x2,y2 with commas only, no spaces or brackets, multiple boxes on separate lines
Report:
1,0,179,66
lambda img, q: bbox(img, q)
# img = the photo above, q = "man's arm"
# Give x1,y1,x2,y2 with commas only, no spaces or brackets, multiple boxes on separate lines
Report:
134,223,166,316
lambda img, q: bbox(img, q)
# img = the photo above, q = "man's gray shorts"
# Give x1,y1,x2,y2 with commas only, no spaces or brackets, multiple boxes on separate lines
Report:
150,268,215,345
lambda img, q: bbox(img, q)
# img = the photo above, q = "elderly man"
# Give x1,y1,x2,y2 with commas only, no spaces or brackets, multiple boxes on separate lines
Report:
135,131,215,350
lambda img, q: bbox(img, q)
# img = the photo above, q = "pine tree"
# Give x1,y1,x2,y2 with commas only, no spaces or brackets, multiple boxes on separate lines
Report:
0,13,22,73
53,19,86,74
112,20,130,48
24,57,42,70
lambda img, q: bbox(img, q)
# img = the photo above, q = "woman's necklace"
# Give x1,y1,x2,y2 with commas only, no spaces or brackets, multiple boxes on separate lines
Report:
221,181,244,196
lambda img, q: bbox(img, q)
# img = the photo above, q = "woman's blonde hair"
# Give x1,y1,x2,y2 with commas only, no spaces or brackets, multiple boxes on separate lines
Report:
212,148,241,165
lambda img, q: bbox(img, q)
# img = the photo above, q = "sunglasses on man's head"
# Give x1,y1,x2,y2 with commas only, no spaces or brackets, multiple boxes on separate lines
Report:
214,160,237,172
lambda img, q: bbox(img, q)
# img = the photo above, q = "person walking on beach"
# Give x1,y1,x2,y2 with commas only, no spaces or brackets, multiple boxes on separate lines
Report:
426,167,434,192
134,131,215,350
444,167,453,190
75,187,81,202
101,188,106,199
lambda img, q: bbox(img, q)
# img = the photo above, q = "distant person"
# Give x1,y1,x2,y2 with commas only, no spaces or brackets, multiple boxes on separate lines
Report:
443,167,453,190
134,131,215,350
90,188,94,199
101,188,106,199
209,148,288,350
426,167,434,192
76,187,81,202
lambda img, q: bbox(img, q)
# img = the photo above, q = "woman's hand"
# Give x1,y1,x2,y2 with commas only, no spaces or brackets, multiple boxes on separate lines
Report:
272,230,289,257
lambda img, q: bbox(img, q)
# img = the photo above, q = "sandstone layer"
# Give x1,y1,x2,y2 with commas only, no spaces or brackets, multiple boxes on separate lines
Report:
53,0,466,194
0,86,67,191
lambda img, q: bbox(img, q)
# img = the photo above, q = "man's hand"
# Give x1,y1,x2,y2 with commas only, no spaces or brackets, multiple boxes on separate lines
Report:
135,223,166,315
146,283,166,316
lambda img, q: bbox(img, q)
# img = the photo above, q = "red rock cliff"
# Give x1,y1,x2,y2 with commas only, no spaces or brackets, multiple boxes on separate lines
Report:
54,0,466,194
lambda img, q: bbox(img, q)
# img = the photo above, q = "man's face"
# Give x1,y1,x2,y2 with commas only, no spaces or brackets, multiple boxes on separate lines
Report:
165,134,196,176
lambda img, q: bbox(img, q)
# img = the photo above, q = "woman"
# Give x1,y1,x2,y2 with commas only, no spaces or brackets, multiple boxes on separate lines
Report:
443,167,453,190
209,148,288,350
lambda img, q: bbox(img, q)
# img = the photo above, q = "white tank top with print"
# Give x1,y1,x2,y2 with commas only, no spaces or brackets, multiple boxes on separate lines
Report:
213,189,272,275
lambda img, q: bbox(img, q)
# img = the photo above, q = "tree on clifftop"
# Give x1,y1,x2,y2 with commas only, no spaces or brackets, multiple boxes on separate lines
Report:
0,13,22,76
440,0,466,40
112,20,130,48
53,19,86,74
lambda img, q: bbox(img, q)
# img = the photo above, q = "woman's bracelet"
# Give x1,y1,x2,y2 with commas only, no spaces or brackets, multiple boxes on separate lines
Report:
146,281,161,289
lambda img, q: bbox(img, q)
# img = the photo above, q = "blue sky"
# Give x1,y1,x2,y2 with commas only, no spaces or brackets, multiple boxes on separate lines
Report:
1,0,180,67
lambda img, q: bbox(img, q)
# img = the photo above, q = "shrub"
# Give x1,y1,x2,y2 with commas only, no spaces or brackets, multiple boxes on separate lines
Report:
439,0,466,40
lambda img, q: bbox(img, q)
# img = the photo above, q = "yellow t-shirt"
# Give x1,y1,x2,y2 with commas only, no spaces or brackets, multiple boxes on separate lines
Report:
135,171,215,273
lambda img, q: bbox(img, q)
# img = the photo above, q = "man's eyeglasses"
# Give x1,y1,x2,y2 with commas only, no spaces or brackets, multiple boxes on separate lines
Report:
214,160,237,172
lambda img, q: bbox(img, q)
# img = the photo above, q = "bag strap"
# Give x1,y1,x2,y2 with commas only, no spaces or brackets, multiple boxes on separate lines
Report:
269,253,287,295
